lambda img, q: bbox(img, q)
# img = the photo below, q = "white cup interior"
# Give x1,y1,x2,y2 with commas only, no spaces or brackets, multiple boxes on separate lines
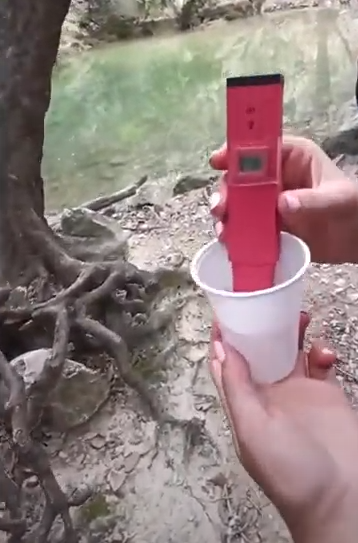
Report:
191,232,310,298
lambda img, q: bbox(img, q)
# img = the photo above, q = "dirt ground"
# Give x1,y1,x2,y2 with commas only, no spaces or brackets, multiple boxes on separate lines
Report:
48,1,358,539
38,174,358,543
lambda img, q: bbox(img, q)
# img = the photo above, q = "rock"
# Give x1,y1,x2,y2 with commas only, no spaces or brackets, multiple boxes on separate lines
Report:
107,470,127,494
321,97,358,159
89,434,107,450
321,127,358,159
61,207,128,240
61,207,129,261
173,172,216,195
46,212,62,232
7,286,27,308
63,0,262,52
10,349,110,431
201,0,255,20
123,451,140,473
109,156,126,167
67,236,129,262
128,172,215,208
128,176,176,208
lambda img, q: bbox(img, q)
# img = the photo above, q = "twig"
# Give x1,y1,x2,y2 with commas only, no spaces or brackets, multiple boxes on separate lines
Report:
333,153,344,167
81,175,148,212
336,364,358,384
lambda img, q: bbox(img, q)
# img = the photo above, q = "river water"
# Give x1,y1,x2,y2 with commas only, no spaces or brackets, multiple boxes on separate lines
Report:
44,6,358,209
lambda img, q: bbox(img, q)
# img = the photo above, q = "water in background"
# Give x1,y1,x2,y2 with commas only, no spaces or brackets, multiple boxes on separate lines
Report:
44,7,358,209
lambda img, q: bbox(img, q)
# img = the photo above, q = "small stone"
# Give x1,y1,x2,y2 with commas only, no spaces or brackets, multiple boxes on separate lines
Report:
128,433,142,446
89,435,106,450
173,172,216,195
194,395,216,413
107,470,126,494
128,176,175,208
111,458,125,471
123,452,140,473
109,157,126,167
86,432,99,441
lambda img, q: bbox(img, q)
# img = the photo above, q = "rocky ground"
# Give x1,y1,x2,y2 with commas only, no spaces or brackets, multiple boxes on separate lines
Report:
14,163,355,543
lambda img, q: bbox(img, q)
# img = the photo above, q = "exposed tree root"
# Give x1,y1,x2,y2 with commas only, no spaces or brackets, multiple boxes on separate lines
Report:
0,209,197,541
0,0,202,538
0,324,91,543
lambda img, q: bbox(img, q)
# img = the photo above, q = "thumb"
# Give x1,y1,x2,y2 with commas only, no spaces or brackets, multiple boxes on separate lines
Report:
221,344,268,437
279,185,356,219
278,188,331,217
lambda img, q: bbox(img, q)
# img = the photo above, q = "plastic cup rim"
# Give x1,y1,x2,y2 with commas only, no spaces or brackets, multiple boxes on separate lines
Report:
190,232,311,299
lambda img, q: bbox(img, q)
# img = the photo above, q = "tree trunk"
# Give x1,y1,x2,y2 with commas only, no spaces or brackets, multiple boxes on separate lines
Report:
0,0,72,284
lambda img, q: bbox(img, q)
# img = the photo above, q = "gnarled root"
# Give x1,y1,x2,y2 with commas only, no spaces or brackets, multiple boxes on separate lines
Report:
0,339,91,543
0,210,195,541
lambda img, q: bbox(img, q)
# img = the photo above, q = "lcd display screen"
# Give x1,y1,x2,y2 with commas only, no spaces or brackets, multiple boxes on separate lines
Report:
239,154,263,173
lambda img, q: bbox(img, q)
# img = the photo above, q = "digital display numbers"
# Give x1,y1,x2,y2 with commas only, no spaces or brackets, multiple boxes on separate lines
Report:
239,154,263,173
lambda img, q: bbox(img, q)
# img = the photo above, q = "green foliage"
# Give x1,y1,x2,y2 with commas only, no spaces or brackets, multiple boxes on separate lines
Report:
79,494,111,523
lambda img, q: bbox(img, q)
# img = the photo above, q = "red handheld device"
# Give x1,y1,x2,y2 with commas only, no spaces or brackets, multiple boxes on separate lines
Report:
225,73,284,292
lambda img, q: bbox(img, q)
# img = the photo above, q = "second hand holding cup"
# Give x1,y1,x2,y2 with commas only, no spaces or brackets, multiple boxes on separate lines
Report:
191,73,311,384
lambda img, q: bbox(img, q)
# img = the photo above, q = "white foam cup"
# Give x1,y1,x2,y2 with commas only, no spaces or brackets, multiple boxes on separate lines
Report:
191,232,310,384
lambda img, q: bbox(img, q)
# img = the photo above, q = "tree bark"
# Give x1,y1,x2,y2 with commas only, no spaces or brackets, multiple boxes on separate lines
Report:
0,0,72,284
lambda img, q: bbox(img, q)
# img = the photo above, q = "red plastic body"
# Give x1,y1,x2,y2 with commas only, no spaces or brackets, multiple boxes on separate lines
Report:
224,74,284,292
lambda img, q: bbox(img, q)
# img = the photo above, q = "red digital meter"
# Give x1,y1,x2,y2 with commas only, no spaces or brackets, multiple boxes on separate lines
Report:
224,73,284,292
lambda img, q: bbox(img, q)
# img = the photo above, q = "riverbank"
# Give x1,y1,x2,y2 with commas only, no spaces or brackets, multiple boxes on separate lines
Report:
60,0,337,55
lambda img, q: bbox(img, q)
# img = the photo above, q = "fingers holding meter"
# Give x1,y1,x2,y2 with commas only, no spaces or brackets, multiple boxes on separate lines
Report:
225,74,284,293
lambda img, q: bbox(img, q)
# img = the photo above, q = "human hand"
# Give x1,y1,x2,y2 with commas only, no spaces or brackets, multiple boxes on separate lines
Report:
210,135,358,264
210,315,358,543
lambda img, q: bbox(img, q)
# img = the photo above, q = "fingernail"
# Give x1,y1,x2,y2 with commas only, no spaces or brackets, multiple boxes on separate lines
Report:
214,341,225,364
322,347,334,357
281,193,301,212
210,192,220,211
216,222,224,239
